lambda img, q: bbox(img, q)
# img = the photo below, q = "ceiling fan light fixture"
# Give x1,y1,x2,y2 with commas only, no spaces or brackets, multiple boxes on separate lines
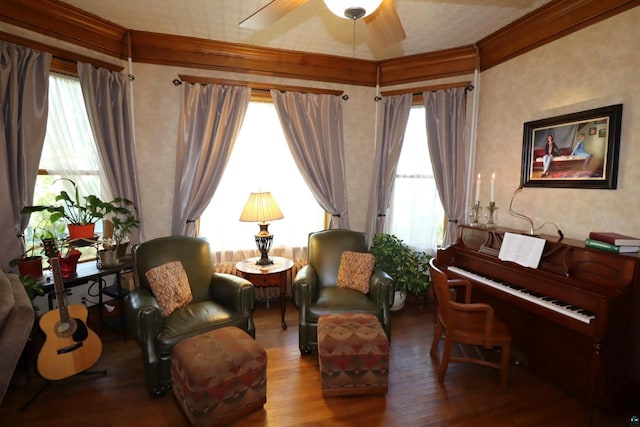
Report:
323,0,384,20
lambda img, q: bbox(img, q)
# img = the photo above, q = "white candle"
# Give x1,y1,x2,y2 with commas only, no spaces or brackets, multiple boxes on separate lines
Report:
475,173,481,203
490,173,496,203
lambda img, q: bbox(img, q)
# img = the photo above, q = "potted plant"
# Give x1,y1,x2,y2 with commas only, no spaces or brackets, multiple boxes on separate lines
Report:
21,178,138,246
10,240,43,279
371,233,433,311
99,199,139,267
9,220,59,279
21,178,112,240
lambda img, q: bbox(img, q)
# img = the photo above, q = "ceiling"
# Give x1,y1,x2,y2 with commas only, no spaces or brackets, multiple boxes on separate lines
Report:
58,0,555,61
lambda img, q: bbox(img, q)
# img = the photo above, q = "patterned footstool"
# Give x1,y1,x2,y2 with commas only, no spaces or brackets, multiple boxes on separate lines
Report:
317,313,389,396
171,327,267,426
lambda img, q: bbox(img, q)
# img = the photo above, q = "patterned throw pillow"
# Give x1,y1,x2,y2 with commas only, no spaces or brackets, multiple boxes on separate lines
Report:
336,251,375,294
145,261,193,317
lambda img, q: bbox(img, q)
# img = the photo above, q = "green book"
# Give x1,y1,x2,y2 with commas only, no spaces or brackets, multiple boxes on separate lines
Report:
585,238,639,253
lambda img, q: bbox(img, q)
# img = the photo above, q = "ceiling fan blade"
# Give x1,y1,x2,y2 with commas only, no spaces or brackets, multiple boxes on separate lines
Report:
364,0,406,48
239,0,310,30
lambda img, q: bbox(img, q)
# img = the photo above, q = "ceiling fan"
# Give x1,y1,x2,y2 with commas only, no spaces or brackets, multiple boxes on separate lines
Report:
239,0,406,48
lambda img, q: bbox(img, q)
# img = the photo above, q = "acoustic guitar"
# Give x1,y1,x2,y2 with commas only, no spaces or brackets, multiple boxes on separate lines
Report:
37,240,102,381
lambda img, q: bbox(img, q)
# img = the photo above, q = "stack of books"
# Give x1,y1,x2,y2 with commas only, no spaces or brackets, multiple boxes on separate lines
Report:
585,232,640,253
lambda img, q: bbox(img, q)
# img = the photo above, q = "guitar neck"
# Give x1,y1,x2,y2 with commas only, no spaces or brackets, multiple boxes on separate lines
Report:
49,257,70,324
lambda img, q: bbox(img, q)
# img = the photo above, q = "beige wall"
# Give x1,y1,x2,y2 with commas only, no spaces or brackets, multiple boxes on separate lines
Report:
133,67,475,240
4,6,638,243
475,7,639,240
131,63,378,239
0,21,379,239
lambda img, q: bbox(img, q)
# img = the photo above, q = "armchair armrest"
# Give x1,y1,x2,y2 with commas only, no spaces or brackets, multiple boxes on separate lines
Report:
368,267,394,308
125,287,162,346
293,264,318,308
209,273,255,315
124,287,167,395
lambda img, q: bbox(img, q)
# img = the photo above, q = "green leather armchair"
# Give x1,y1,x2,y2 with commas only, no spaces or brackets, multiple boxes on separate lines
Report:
294,229,394,354
125,236,256,397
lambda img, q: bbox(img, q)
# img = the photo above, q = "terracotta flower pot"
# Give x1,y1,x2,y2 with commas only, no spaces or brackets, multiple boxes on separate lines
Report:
67,223,95,240
18,256,43,279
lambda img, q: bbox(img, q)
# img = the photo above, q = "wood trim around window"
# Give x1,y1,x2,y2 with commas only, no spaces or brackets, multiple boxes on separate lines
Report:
381,81,473,97
381,81,473,104
177,75,345,102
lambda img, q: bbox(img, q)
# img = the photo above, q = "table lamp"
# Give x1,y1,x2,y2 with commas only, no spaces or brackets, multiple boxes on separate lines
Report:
239,191,284,265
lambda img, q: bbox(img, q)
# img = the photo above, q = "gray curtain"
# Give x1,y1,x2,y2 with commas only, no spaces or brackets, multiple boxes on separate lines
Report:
366,94,413,240
172,83,250,236
77,62,144,244
271,90,349,229
424,87,467,247
0,41,51,270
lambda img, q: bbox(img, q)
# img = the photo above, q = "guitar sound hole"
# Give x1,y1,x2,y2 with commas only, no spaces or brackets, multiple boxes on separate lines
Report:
54,319,78,338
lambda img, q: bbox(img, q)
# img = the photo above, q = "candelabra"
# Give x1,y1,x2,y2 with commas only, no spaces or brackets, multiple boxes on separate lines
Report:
469,201,481,227
484,202,498,229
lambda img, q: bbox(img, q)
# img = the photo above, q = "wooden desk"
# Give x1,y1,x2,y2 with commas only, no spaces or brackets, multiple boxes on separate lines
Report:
236,256,293,330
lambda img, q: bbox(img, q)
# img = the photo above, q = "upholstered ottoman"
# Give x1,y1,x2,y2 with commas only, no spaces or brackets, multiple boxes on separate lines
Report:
317,313,389,396
171,327,267,426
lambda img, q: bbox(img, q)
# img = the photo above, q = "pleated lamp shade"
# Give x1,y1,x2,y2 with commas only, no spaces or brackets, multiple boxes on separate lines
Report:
239,192,284,223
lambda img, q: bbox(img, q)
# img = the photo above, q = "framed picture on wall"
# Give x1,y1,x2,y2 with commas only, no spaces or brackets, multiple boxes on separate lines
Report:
520,104,623,189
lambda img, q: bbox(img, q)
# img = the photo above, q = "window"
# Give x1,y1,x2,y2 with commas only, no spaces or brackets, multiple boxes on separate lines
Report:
199,101,325,263
387,105,444,254
25,73,106,257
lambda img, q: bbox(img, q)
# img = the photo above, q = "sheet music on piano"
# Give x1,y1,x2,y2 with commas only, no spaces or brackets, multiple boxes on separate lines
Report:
498,232,546,268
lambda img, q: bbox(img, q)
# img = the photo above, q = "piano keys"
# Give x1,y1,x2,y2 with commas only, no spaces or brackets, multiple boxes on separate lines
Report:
447,265,596,325
437,225,640,416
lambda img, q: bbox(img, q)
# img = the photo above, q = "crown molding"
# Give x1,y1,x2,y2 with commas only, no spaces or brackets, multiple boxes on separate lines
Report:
129,30,378,87
0,0,637,86
0,0,127,59
379,46,478,86
0,30,124,74
477,0,639,71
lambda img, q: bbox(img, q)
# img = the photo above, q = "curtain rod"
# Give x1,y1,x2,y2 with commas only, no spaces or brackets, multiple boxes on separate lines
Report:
0,31,124,73
174,75,348,100
380,81,473,98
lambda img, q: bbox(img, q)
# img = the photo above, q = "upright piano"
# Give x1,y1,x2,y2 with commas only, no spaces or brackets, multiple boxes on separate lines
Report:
437,225,640,414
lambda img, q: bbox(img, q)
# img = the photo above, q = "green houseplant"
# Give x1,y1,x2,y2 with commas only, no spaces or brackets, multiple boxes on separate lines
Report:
20,275,45,308
8,219,59,279
21,178,109,239
371,233,433,310
21,178,137,243
99,200,139,266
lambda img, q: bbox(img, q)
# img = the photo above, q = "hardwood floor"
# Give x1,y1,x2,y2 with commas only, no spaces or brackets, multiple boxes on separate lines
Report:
1,297,637,426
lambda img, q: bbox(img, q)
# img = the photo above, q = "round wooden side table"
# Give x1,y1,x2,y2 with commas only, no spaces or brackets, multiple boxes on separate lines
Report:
236,256,294,330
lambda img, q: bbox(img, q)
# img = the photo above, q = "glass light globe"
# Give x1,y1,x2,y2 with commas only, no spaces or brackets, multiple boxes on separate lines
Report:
323,0,384,20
